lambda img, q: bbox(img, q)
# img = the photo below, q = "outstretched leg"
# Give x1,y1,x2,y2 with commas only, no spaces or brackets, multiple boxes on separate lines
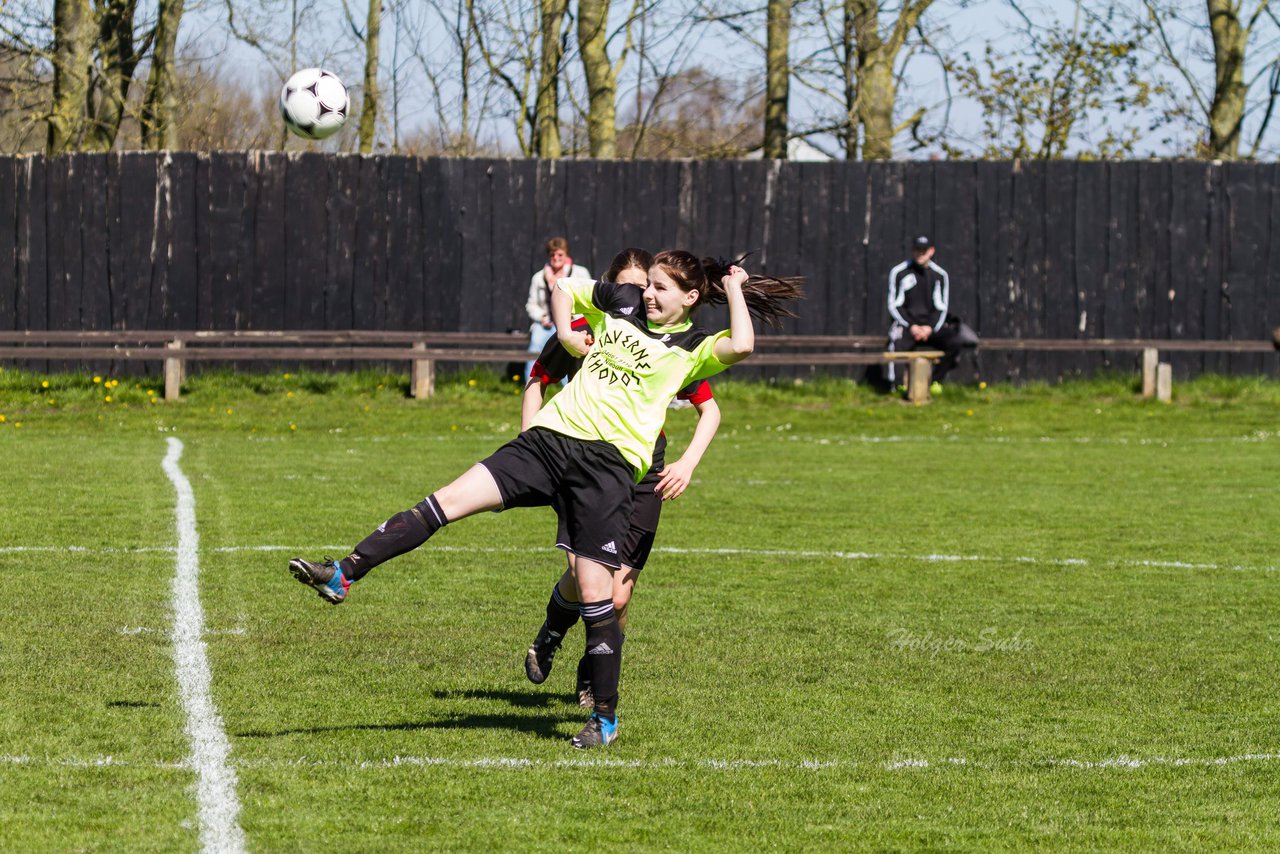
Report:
290,464,503,604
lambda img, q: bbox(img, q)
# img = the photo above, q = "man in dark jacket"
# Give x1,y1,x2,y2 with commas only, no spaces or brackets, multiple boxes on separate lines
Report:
885,235,974,388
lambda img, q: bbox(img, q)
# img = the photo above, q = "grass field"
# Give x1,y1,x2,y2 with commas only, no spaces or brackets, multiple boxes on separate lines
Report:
1,368,1278,851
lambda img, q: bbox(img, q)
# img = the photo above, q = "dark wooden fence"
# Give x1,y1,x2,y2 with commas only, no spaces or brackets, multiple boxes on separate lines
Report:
2,153,1276,380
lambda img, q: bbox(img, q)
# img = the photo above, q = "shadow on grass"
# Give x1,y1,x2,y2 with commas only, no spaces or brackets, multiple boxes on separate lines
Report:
236,688,580,741
430,687,578,709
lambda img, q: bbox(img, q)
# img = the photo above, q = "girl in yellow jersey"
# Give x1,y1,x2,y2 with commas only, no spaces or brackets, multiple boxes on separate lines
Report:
289,251,802,749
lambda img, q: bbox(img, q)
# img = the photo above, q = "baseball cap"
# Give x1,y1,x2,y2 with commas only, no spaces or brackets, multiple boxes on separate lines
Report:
911,235,933,250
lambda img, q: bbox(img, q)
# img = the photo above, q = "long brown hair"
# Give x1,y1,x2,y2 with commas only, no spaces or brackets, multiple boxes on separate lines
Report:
650,250,804,327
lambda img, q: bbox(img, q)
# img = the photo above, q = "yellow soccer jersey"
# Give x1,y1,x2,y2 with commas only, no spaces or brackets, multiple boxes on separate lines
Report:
530,277,730,480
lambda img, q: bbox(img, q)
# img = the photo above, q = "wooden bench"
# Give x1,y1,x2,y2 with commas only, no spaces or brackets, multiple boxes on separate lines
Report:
968,337,1275,401
0,330,952,402
0,331,1271,404
0,330,532,401
755,335,1276,402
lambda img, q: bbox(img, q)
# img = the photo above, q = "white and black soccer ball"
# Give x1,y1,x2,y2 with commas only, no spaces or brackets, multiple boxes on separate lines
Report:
279,68,349,140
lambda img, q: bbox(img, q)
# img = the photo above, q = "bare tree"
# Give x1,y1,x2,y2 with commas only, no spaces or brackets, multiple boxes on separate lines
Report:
763,0,790,157
578,0,617,155
400,0,507,154
49,0,95,152
618,65,762,157
851,0,934,160
84,0,157,151
535,0,569,156
141,0,184,150
1141,0,1280,158
359,0,383,152
951,0,1153,159
614,4,718,158
466,0,542,155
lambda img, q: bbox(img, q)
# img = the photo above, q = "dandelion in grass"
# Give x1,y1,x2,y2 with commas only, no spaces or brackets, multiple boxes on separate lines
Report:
93,376,102,384
40,380,48,388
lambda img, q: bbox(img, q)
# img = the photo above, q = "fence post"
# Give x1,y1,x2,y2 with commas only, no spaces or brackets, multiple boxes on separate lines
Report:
410,342,434,399
1156,362,1173,403
907,356,932,405
1141,348,1159,398
164,340,184,401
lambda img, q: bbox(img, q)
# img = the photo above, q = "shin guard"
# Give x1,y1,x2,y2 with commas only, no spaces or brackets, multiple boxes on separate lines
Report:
345,494,448,581
581,599,622,719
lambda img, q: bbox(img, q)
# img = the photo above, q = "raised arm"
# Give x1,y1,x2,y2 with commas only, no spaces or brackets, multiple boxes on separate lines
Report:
655,397,721,501
712,265,753,365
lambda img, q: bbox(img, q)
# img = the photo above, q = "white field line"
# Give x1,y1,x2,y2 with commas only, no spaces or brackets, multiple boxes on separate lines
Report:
162,438,247,854
5,543,1276,574
5,752,1280,773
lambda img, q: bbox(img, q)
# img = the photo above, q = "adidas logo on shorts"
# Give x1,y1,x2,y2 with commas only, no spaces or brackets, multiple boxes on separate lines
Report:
602,541,618,554
588,643,614,655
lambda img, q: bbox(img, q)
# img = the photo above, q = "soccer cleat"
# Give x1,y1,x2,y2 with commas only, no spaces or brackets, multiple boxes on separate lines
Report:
575,655,593,708
524,622,563,684
288,557,351,605
571,713,618,749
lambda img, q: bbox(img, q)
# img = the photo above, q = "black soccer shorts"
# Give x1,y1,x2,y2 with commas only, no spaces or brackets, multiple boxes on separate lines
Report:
480,427,634,569
554,463,662,571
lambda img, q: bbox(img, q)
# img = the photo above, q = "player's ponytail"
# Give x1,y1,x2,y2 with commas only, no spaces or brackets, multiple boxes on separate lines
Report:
651,250,804,327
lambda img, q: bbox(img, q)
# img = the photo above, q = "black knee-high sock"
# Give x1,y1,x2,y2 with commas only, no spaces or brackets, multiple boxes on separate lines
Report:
577,632,623,689
342,494,448,582
581,599,622,719
545,584,580,637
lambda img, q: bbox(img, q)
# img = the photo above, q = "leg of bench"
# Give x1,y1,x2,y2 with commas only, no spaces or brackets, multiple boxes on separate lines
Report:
410,343,434,399
1156,362,1172,403
1141,348,1159,398
164,340,184,401
907,356,932,405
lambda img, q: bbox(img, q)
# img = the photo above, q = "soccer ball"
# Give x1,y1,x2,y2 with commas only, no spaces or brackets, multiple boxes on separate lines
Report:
279,68,349,140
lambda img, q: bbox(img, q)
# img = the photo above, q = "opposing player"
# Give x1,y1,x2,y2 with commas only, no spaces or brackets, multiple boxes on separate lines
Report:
288,250,802,748
520,248,722,709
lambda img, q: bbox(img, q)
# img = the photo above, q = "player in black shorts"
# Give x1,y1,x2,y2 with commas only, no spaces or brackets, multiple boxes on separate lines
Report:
288,249,802,748
519,248,721,709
